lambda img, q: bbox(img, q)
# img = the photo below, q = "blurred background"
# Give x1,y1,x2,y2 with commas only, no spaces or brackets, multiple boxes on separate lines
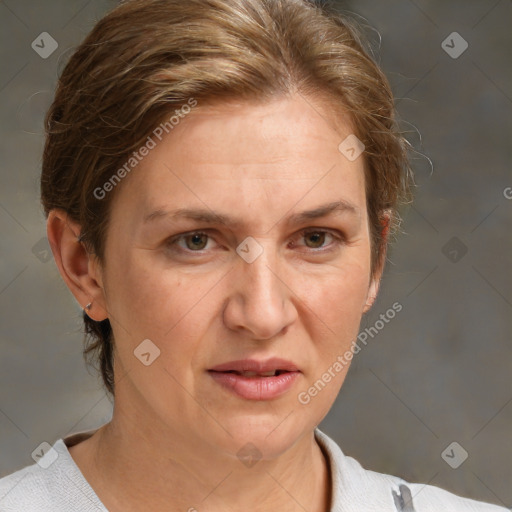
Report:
0,0,510,507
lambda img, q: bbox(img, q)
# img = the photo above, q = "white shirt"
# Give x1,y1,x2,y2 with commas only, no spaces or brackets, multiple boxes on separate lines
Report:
0,428,506,511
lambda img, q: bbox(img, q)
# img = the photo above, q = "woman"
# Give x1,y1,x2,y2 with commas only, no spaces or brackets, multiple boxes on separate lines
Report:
0,0,506,510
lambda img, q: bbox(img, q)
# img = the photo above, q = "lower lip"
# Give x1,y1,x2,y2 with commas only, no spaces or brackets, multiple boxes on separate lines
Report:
208,371,300,400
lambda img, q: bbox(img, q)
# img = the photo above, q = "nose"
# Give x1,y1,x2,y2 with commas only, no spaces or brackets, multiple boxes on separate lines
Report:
222,241,298,341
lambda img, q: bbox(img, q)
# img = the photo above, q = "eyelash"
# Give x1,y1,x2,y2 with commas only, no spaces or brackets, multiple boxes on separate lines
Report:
166,228,345,255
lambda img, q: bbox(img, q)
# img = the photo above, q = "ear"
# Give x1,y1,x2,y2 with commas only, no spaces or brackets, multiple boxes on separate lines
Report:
363,211,391,313
46,209,108,322
363,275,381,314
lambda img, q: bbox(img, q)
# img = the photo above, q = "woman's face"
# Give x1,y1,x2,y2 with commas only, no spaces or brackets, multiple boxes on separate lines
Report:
96,94,379,459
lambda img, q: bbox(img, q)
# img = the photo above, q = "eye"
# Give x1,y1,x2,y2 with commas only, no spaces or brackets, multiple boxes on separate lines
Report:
169,231,216,252
293,229,344,251
166,228,345,256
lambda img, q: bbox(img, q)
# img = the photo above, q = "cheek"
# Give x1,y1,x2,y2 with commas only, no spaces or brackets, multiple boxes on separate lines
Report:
297,261,369,409
303,256,371,326
298,254,371,380
106,253,224,366
105,260,212,392
101,249,181,339
115,268,194,336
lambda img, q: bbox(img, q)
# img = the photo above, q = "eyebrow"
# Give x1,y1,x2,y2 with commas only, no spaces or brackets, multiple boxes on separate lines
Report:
143,200,359,228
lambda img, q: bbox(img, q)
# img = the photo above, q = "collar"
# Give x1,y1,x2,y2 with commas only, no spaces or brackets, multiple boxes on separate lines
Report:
314,428,412,511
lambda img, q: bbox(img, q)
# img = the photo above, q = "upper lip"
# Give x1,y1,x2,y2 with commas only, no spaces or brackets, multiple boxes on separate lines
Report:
208,358,300,373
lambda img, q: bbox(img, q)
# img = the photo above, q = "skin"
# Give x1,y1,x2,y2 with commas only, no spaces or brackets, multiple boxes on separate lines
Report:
47,93,384,512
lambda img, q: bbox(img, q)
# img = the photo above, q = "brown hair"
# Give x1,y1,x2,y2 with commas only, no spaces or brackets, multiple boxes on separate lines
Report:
41,0,412,395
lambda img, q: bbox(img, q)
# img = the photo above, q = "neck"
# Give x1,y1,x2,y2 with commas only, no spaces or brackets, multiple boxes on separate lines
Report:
69,405,331,512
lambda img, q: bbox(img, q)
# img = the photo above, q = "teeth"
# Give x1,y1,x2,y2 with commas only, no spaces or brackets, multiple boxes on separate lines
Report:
239,370,277,377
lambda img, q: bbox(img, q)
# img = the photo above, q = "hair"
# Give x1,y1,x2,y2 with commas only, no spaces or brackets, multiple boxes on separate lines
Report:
41,0,412,395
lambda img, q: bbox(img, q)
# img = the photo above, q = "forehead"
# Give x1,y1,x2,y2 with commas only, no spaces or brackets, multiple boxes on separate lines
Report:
109,95,367,230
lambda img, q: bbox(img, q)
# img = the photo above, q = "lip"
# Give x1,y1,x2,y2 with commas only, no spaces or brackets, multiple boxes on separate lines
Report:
208,358,301,401
208,358,300,373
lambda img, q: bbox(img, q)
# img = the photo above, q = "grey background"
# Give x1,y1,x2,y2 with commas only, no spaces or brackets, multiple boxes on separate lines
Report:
0,0,511,508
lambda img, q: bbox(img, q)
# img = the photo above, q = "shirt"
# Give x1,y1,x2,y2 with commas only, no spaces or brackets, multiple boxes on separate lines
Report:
0,428,506,511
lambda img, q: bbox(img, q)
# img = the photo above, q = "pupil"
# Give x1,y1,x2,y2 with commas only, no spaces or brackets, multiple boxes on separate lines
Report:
187,233,207,250
306,232,324,248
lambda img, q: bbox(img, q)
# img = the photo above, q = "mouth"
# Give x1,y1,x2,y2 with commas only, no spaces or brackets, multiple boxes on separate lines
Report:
207,358,301,400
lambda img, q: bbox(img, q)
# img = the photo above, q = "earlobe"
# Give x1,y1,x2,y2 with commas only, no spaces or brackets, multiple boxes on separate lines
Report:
46,209,108,321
